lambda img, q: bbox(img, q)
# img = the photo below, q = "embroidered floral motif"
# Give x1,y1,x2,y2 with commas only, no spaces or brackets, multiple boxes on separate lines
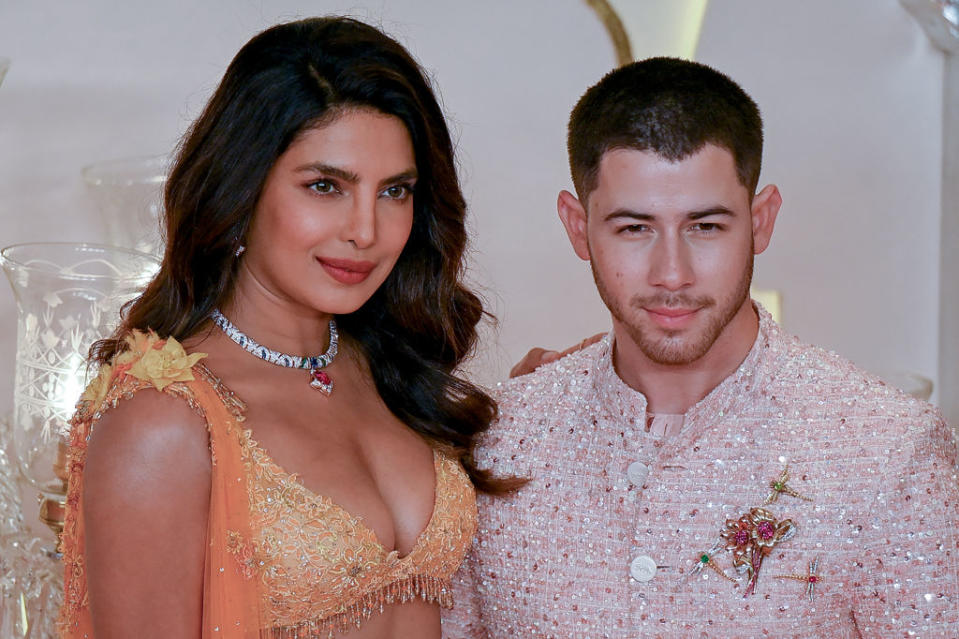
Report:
123,330,207,390
194,363,247,424
78,362,113,411
240,432,476,633
226,529,258,580
59,347,475,637
719,507,797,597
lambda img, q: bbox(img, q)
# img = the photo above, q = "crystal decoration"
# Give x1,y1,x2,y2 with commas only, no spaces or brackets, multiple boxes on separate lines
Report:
901,0,959,51
82,155,169,257
0,416,64,638
0,244,157,635
1,243,158,494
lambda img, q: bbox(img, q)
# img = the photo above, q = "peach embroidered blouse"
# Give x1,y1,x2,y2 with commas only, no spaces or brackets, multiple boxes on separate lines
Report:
57,331,477,638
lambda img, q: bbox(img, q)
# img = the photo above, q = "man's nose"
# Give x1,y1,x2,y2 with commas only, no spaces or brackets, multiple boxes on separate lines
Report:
647,235,694,290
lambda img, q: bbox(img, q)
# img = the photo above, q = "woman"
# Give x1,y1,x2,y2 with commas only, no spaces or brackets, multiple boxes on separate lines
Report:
58,16,514,638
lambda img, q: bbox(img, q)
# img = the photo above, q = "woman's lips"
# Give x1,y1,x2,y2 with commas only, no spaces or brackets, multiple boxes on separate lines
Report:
644,306,700,330
316,257,376,285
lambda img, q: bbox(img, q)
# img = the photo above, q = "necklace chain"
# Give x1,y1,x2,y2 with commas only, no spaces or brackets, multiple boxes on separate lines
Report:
210,309,338,370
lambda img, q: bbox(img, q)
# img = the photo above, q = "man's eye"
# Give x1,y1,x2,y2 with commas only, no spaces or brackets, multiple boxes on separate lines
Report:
309,180,336,194
620,224,648,234
693,223,721,232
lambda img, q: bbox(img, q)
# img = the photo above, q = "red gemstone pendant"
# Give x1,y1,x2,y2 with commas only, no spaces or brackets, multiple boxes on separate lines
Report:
310,368,333,395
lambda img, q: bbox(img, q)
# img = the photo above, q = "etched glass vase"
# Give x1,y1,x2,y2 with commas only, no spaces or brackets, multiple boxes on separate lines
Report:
82,155,168,257
0,243,158,498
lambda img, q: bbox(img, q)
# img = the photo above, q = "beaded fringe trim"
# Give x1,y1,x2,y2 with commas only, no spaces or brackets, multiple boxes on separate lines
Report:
263,575,454,638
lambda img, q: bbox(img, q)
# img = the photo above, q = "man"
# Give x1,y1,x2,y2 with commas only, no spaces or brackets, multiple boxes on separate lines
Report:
443,57,959,637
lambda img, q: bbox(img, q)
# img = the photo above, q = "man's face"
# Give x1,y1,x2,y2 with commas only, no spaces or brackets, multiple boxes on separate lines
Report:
559,144,778,367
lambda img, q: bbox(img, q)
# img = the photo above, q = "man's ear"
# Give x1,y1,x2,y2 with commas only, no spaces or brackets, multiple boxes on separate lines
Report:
751,184,782,255
557,190,591,261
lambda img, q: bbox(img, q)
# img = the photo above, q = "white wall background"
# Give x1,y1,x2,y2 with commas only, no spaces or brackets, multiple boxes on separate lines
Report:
696,1,944,403
0,0,947,420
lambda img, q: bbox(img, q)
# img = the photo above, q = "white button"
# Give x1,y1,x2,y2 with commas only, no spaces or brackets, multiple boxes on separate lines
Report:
627,461,649,485
630,555,657,582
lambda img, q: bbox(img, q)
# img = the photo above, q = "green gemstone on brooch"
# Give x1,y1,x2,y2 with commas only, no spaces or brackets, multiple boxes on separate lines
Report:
700,554,710,563
773,482,783,491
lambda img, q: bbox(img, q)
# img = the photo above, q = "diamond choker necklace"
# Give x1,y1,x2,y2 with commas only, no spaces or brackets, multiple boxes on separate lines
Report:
210,309,338,395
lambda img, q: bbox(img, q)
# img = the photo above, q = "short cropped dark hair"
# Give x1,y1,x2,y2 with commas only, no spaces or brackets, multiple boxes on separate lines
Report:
568,57,763,204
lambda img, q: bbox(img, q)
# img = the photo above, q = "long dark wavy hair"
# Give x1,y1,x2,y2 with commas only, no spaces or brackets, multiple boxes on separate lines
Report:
92,16,516,493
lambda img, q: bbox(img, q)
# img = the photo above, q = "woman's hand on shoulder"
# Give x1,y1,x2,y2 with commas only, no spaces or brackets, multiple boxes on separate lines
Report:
83,388,211,639
508,332,605,378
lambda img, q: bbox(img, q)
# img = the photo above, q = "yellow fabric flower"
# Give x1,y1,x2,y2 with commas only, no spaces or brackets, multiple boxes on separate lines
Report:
116,329,158,365
125,332,207,391
78,363,113,410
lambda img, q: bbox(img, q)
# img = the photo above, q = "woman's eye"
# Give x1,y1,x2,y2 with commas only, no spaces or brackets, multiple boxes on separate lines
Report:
308,180,336,194
383,184,413,200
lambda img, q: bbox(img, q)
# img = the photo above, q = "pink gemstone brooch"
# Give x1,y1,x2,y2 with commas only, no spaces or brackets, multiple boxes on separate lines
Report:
719,507,797,597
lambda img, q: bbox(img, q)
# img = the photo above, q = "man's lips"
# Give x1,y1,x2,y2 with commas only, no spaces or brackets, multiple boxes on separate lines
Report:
316,257,376,284
644,306,700,329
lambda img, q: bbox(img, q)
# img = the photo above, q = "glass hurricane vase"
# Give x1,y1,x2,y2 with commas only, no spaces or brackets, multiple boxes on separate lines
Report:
82,155,168,258
0,243,158,526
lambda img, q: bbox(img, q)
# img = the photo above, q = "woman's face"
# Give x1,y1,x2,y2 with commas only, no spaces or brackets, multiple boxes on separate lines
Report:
240,108,417,317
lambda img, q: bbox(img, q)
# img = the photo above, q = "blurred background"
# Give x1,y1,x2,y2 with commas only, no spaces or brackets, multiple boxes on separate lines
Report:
0,0,954,423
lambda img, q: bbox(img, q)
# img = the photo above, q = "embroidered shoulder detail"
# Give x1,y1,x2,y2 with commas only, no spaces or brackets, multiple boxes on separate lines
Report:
194,363,247,423
74,330,207,421
123,330,206,390
59,331,210,635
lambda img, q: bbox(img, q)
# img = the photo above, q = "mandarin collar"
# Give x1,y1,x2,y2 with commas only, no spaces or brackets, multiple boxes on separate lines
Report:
591,302,785,435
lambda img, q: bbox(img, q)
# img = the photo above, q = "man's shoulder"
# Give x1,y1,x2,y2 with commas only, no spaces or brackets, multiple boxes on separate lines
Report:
493,340,607,399
476,340,605,472
493,338,603,417
769,329,942,431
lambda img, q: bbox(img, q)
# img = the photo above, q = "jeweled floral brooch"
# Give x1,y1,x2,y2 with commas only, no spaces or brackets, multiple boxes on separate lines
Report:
719,507,797,597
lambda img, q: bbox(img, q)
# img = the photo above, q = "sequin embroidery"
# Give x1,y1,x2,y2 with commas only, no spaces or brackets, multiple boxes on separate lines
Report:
443,304,959,638
58,339,477,638
239,429,476,636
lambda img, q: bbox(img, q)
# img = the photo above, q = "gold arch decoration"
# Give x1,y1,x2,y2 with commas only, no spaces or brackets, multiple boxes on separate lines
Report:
583,0,633,66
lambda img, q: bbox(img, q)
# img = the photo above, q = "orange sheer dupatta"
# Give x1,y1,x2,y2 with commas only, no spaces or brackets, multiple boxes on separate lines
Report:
58,352,264,638
196,368,263,637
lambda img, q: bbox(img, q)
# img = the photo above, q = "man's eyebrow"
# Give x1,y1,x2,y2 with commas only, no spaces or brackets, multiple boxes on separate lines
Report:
295,163,359,183
688,206,736,220
603,209,656,223
602,206,736,223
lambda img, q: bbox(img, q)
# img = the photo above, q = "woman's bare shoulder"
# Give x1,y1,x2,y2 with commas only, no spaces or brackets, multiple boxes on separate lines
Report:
84,388,212,502
81,389,211,638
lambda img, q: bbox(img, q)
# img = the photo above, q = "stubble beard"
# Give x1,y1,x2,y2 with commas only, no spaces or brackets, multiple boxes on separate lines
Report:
592,256,754,366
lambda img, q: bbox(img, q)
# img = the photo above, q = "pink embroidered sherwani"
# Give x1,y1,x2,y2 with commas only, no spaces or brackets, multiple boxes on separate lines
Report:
444,307,959,638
